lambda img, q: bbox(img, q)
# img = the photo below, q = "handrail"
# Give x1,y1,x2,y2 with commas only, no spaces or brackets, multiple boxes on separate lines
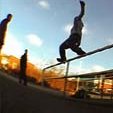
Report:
43,44,113,70
43,69,113,80
42,44,113,97
44,75,113,81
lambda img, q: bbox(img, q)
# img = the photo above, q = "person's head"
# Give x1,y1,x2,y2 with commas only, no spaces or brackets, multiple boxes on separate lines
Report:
25,49,28,54
7,14,13,21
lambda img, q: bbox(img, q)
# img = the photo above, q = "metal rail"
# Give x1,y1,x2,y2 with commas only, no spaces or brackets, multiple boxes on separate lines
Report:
43,69,113,80
43,44,113,70
42,44,113,96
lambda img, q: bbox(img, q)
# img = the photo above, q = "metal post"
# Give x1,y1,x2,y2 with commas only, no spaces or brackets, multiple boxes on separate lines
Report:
41,69,45,86
64,62,70,95
98,76,102,98
111,78,113,99
101,77,104,99
76,77,80,91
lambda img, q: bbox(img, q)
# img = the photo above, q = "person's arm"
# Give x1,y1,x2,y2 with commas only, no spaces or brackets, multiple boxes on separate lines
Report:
78,1,85,19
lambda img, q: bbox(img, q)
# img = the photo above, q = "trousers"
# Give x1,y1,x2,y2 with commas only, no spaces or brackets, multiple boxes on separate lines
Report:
59,33,86,60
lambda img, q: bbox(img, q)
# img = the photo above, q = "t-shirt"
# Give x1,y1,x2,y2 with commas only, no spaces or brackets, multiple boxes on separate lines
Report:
71,17,84,36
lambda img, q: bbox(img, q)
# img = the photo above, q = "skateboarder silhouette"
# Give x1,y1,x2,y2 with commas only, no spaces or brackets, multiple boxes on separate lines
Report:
19,49,28,86
0,14,13,53
57,1,86,63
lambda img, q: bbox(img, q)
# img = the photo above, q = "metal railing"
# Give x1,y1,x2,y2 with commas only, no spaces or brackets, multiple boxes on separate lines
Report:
42,44,113,98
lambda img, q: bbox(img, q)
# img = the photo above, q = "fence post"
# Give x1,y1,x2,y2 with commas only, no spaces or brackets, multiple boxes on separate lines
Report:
41,69,45,86
76,77,80,91
64,62,70,95
111,79,113,99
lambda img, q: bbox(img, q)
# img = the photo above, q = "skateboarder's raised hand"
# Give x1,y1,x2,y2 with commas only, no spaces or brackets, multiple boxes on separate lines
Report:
78,1,85,19
80,1,85,7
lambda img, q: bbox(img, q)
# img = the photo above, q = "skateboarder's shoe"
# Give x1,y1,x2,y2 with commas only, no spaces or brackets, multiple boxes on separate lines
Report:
77,51,86,55
75,47,86,56
57,58,66,63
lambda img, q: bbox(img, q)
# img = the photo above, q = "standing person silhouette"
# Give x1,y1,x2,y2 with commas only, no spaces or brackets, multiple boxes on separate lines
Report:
57,1,86,63
0,14,13,53
19,49,28,86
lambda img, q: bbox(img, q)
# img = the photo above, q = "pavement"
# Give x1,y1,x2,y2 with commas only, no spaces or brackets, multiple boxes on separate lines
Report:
0,70,113,113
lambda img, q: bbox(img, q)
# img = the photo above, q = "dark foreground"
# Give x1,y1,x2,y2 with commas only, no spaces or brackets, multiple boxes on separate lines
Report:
0,71,113,113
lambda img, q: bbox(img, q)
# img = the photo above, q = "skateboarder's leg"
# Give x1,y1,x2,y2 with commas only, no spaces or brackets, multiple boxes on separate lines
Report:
23,75,27,86
20,70,27,86
59,43,67,60
58,35,76,60
57,40,69,62
71,46,86,55
19,72,22,84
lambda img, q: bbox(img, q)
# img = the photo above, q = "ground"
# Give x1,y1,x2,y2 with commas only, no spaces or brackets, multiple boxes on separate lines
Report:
0,70,113,113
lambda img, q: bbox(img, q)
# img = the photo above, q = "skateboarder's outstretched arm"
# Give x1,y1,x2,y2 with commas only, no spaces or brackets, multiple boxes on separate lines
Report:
77,1,85,19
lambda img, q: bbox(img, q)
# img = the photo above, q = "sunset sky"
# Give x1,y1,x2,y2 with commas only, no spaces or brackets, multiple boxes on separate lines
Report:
1,0,113,74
